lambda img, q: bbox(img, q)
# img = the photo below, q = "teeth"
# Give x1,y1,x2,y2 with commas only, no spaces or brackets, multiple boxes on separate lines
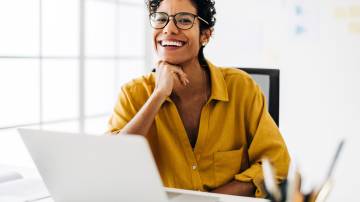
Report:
161,40,184,47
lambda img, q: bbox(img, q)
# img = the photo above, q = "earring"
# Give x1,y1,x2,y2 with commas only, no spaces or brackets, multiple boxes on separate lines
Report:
202,41,208,46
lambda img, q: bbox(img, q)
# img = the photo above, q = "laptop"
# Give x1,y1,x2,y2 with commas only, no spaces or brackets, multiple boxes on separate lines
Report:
18,128,220,202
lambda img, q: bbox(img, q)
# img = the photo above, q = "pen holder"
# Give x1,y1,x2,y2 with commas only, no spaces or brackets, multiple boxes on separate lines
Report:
265,179,333,202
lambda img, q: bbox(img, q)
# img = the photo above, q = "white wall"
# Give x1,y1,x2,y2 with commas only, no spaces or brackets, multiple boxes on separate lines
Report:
205,0,360,201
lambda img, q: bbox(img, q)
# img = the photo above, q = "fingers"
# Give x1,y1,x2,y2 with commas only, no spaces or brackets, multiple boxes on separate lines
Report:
156,61,190,86
171,68,190,86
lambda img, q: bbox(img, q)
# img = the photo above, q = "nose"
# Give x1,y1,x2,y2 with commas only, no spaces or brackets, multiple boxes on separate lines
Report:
162,17,179,34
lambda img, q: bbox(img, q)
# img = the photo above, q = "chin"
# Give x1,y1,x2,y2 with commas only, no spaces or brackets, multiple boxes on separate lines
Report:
158,54,187,65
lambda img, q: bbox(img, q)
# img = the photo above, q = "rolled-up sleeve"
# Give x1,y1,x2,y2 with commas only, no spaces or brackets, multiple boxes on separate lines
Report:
235,85,290,197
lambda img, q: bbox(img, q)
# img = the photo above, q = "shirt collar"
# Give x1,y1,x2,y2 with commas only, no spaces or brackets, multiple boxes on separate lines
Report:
164,59,229,103
207,60,229,102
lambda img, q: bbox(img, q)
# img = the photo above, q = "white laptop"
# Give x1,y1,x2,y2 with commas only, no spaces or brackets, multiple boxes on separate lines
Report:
18,128,221,202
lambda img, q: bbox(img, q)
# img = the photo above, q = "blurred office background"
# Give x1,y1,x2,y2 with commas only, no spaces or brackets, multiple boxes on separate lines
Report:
1,0,359,201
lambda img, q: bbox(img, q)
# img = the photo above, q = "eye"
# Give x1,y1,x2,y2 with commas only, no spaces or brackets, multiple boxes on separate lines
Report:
177,17,192,25
152,13,168,24
155,17,167,23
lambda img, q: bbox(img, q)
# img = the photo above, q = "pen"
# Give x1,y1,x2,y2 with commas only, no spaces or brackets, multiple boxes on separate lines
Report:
262,158,282,202
310,139,345,202
326,139,345,179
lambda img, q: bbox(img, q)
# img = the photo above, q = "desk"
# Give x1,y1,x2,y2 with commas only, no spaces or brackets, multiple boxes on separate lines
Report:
0,179,269,202
165,188,269,202
0,165,269,202
29,189,269,202
1,183,269,202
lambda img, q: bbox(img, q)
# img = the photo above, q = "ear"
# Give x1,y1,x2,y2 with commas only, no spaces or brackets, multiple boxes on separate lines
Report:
200,28,213,46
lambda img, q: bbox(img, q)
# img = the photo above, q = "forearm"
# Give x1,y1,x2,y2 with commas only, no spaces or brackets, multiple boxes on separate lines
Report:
211,180,256,197
119,90,166,136
116,61,188,136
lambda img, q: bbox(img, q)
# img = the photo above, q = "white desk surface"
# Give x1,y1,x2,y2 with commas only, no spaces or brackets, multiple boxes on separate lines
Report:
165,188,269,202
1,182,269,202
29,190,269,202
0,165,269,202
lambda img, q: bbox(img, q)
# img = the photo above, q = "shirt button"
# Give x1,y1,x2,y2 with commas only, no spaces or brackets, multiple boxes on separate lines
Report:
192,164,197,170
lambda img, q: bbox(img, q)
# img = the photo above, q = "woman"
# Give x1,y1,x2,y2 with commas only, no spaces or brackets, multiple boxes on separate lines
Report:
108,0,290,198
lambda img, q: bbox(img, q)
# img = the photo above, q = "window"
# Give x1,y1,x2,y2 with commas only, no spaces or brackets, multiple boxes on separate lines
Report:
0,0,149,166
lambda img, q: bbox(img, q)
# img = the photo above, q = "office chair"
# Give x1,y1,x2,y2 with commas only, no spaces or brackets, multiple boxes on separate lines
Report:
151,67,280,126
238,68,280,126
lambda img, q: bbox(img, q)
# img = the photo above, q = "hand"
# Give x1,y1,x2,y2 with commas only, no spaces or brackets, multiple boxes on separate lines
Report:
154,60,190,98
211,180,255,197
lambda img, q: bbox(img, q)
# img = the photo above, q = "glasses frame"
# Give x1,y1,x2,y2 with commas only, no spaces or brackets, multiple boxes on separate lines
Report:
149,12,209,30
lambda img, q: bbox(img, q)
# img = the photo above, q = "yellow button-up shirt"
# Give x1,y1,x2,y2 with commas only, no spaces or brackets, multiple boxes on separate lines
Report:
108,61,290,197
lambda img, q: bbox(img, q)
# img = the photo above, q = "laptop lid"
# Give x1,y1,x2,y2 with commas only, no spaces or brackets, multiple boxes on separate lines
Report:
18,128,168,202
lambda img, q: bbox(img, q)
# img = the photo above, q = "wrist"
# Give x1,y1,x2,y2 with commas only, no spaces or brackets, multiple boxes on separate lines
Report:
152,89,168,102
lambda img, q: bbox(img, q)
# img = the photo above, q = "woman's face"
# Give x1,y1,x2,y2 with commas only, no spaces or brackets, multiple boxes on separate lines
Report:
152,0,206,65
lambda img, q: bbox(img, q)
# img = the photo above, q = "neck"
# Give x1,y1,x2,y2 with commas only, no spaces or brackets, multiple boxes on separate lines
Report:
173,58,210,100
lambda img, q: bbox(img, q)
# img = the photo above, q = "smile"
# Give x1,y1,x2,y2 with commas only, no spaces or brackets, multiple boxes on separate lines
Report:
159,40,185,47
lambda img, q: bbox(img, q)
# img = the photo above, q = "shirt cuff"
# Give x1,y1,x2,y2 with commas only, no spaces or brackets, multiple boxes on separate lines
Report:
234,163,266,198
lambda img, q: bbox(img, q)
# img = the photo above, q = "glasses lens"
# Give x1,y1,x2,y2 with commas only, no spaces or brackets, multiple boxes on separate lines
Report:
175,13,195,29
150,13,168,28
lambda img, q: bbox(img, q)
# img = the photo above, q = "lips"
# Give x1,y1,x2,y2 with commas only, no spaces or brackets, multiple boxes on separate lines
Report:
158,39,186,48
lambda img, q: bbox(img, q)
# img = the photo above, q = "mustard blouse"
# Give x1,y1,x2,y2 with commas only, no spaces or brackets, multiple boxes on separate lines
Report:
108,60,290,197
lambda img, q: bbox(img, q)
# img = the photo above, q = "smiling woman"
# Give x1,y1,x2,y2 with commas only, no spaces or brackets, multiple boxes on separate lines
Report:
149,0,214,66
108,0,290,198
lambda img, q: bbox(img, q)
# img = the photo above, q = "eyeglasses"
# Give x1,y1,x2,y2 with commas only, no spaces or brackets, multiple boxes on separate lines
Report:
149,12,209,30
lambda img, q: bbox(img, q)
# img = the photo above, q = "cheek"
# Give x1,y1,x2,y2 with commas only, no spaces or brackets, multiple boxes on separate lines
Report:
152,31,160,51
188,35,201,52
187,30,201,51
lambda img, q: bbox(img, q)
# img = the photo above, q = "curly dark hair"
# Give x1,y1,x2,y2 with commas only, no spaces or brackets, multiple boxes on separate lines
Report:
146,0,216,67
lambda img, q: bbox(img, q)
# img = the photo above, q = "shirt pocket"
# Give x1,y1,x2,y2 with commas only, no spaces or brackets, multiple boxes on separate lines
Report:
213,147,244,187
